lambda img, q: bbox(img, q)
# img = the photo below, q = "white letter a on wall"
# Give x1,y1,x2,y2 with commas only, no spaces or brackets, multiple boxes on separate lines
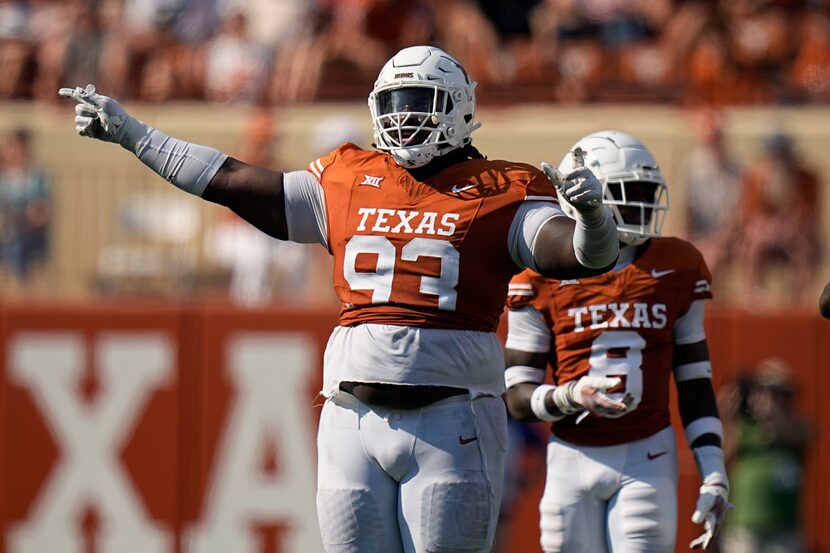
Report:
188,333,321,553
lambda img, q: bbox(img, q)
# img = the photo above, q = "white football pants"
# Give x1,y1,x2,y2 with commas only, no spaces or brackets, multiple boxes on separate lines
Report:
540,426,678,553
316,391,507,553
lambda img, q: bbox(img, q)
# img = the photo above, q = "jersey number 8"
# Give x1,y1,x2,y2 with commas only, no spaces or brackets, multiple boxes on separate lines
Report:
588,330,646,416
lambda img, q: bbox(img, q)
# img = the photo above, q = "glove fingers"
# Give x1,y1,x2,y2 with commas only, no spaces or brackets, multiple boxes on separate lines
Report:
565,167,594,181
689,532,710,549
59,84,104,107
75,115,94,129
541,162,566,189
590,376,621,390
568,189,595,203
82,92,107,108
75,115,97,136
75,103,97,117
594,393,629,412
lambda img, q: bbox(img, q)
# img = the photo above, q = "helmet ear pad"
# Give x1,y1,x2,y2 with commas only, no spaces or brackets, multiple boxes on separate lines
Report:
557,130,669,244
369,46,480,168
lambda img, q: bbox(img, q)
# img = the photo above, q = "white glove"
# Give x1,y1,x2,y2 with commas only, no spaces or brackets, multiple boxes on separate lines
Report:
552,376,632,418
689,476,731,549
58,84,137,145
541,163,604,211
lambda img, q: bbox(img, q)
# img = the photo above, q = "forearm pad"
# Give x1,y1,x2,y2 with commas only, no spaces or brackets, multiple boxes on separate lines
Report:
572,205,619,269
694,445,729,486
119,117,228,196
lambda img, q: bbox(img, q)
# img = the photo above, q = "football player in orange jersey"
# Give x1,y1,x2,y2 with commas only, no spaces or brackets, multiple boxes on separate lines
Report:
504,131,730,553
59,46,620,553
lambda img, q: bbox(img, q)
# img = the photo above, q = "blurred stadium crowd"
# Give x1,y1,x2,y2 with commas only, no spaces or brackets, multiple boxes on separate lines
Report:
2,0,830,105
0,0,828,307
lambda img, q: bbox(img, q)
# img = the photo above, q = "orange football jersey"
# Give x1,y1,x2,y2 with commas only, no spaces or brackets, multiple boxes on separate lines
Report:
309,143,559,332
506,237,713,446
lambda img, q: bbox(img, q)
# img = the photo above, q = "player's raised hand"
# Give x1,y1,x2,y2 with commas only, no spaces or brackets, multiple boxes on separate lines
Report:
689,476,731,549
58,84,134,144
541,162,604,212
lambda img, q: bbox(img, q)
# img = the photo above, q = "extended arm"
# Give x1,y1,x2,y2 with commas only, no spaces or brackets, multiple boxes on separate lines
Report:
532,216,617,279
202,158,288,239
59,85,291,239
673,300,730,550
532,164,619,279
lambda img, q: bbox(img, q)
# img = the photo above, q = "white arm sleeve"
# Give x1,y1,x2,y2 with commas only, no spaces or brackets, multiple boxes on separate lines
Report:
571,206,619,269
674,299,707,345
282,170,328,246
505,306,551,353
124,120,228,196
507,201,566,270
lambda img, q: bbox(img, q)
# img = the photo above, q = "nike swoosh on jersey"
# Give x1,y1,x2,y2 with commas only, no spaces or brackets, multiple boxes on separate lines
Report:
650,269,675,278
451,184,478,193
459,435,478,445
647,450,669,460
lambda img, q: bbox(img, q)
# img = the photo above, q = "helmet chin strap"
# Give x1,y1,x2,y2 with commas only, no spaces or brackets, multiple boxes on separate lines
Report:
390,142,462,169
390,147,433,168
618,232,650,246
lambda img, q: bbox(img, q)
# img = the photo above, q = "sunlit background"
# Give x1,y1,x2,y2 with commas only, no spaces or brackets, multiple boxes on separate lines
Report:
1,1,829,552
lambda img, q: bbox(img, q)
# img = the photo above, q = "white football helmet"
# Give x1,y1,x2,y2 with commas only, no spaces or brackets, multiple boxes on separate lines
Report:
368,45,480,168
558,130,669,246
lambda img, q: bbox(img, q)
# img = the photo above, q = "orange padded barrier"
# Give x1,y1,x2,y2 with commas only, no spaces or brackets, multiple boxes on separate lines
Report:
0,301,827,553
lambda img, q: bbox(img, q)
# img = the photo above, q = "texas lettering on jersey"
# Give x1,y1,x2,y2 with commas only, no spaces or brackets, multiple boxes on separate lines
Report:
507,237,713,446
354,208,460,236
568,302,668,332
309,143,558,332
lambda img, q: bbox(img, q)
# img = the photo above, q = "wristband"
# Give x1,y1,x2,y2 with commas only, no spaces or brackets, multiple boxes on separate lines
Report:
551,381,581,415
530,384,561,421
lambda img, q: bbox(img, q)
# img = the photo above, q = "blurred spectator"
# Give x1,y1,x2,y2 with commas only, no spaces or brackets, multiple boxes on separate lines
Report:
0,0,33,98
684,28,736,105
218,0,311,49
553,0,674,101
0,128,51,287
721,0,794,102
33,0,128,101
790,9,830,102
204,11,270,103
27,0,73,100
660,0,715,75
271,0,434,102
204,209,280,305
202,109,326,306
1,0,829,104
123,0,209,101
203,109,280,305
682,109,741,288
720,358,810,553
432,0,501,87
733,130,821,305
